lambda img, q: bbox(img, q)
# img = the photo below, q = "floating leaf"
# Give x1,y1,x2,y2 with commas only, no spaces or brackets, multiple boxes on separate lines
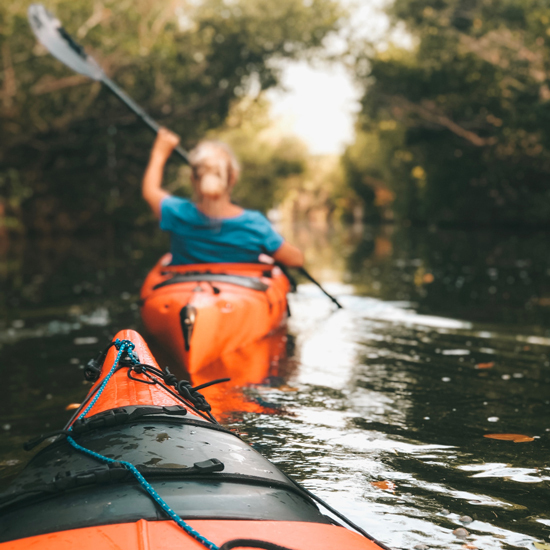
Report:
278,385,298,392
65,403,81,410
371,480,396,492
484,433,534,443
534,543,550,550
476,362,494,369
423,273,434,284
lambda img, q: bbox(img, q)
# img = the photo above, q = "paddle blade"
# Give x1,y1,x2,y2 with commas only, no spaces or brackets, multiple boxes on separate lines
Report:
28,4,104,81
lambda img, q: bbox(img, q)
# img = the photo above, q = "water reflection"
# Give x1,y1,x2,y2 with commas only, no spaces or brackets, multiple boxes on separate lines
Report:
1,225,550,548
190,327,292,420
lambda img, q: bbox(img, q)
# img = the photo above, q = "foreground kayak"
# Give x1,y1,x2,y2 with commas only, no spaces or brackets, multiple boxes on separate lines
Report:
0,330,386,550
140,255,290,373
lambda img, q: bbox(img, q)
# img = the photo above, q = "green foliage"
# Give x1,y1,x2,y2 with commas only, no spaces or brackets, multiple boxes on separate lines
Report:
347,0,550,225
0,0,343,232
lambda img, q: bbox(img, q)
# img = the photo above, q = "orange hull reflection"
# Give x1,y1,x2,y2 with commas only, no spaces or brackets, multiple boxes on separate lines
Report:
191,327,291,420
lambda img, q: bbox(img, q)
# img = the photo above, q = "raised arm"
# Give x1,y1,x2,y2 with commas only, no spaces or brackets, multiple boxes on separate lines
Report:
142,128,181,219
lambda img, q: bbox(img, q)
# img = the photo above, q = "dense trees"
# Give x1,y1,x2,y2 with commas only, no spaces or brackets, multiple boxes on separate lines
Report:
5,0,548,231
0,0,343,232
346,0,550,226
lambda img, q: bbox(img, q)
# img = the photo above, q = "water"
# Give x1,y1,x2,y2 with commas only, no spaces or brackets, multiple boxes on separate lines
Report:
1,225,550,549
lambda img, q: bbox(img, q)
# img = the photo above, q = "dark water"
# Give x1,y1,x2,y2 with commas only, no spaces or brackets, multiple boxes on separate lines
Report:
1,224,550,549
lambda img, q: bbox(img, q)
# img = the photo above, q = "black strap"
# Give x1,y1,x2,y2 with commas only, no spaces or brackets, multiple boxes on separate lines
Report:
0,459,225,509
25,406,239,452
153,272,269,292
219,540,296,550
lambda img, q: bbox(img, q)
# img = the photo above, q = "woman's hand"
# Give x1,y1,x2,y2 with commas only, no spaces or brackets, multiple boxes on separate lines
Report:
152,127,181,160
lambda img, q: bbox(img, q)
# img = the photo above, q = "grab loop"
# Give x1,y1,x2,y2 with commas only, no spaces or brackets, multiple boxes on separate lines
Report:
127,365,157,385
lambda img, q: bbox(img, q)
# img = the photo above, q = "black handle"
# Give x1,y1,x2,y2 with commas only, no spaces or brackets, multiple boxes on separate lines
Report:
102,76,190,164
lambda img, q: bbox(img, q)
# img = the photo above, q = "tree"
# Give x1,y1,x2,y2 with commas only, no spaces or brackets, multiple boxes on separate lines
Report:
0,0,344,232
346,0,550,226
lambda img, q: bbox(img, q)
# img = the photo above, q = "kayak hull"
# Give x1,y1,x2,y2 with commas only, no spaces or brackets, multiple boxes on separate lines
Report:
4,519,382,550
140,256,290,373
0,330,386,550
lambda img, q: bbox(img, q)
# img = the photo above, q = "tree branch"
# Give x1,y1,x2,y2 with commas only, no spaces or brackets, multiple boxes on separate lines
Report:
392,96,497,147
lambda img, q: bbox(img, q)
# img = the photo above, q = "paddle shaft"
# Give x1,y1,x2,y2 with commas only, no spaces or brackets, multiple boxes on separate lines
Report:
298,267,343,309
101,77,190,164
28,4,191,165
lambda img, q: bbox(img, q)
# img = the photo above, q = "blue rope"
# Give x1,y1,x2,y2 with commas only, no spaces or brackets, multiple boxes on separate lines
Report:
75,339,129,422
67,339,219,550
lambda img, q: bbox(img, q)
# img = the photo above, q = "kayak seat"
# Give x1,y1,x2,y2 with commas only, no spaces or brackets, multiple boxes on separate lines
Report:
154,272,269,292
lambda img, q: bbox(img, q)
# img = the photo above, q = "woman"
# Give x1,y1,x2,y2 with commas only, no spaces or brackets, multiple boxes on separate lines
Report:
142,128,304,267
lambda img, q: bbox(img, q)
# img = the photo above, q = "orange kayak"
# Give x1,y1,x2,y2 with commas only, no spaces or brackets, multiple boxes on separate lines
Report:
140,255,290,373
0,330,387,550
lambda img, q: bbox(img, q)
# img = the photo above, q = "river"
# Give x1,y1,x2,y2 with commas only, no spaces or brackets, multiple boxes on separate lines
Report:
1,224,549,549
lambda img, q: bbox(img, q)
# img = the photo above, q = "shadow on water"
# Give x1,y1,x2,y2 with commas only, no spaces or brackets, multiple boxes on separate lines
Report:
1,224,550,549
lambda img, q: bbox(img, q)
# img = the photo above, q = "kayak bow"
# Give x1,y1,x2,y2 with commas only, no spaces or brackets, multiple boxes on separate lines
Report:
0,330,387,550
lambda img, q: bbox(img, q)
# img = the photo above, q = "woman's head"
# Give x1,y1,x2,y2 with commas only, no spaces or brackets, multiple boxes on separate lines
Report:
188,140,240,200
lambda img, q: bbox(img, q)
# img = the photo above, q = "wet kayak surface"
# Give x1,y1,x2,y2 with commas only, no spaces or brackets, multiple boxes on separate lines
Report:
1,225,549,549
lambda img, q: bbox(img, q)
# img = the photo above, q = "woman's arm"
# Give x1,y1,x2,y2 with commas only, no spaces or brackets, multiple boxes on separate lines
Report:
142,128,181,219
272,241,304,267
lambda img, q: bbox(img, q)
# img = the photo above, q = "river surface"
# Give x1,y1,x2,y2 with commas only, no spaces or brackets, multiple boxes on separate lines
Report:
1,224,549,549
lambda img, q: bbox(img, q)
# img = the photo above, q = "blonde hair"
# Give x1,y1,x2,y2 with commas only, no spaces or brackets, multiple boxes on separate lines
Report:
188,140,240,199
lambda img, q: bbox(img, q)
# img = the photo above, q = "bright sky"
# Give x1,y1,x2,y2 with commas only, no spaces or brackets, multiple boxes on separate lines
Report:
266,0,391,155
266,61,360,155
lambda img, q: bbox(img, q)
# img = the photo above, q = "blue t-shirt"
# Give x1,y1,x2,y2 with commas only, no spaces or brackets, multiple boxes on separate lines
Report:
160,196,284,265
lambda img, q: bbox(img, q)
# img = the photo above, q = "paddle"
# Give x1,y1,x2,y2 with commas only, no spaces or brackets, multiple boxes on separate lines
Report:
27,4,190,164
276,263,343,309
298,267,343,309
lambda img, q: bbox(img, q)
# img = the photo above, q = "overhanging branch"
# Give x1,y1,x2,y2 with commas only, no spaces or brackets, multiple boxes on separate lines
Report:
391,96,497,147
